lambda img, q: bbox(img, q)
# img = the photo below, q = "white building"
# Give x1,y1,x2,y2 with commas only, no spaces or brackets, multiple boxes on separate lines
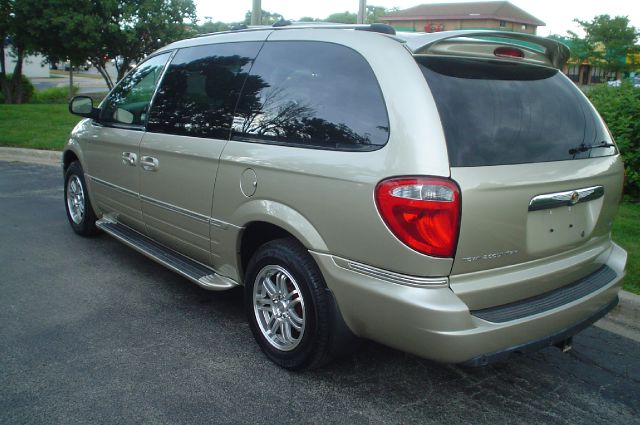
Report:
3,47,49,78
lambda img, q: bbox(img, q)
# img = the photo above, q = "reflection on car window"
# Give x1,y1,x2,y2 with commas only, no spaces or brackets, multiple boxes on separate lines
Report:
232,41,389,151
419,57,616,166
148,42,262,139
99,53,170,126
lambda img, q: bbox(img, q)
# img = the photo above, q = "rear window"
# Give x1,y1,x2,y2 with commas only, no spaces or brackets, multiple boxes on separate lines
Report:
418,57,616,167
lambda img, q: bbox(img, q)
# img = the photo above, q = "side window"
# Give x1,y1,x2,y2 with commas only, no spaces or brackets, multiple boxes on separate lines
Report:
99,53,170,126
147,42,262,139
232,41,389,151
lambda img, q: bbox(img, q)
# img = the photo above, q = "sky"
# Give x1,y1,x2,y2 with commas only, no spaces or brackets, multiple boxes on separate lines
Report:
194,0,640,37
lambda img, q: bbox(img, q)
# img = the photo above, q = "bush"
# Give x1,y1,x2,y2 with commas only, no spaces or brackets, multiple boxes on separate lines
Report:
0,74,35,103
587,81,640,199
32,85,79,104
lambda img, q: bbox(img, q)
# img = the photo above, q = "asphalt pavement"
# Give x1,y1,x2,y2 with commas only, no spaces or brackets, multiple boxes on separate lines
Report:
0,160,639,425
30,75,109,94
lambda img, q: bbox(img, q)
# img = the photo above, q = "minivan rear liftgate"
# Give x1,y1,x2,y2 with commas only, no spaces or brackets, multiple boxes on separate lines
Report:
416,51,623,311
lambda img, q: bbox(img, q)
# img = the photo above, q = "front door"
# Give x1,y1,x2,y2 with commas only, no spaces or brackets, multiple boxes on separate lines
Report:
82,52,171,232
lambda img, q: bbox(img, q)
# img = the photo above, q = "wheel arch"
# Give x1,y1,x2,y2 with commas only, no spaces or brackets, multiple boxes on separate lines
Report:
62,144,84,173
233,200,329,281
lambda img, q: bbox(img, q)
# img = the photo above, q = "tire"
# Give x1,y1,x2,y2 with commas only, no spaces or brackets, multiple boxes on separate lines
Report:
245,238,354,370
64,161,99,236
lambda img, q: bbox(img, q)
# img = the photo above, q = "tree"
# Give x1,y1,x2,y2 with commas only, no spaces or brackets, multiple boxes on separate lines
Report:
114,0,197,83
0,0,11,82
575,15,639,78
548,32,596,84
324,7,390,25
366,6,386,24
26,0,197,91
244,10,283,26
197,20,231,34
1,0,36,103
325,12,357,24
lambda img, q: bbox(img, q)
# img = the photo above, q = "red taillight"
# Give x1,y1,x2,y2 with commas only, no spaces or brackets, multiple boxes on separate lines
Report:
375,177,461,258
494,46,524,59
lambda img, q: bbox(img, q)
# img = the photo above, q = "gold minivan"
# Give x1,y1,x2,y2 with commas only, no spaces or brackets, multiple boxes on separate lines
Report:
64,25,627,370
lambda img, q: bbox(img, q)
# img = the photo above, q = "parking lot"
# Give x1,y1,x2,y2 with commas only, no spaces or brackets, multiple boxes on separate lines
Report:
1,160,638,424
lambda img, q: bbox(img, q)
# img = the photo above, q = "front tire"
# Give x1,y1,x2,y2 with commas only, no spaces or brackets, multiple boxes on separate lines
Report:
245,238,347,370
64,161,98,236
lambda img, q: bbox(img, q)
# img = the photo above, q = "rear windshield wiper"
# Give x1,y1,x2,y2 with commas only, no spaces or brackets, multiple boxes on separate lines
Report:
569,142,616,155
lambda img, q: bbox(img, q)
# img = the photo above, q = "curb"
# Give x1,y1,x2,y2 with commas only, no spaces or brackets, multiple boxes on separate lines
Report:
0,147,61,167
595,289,640,342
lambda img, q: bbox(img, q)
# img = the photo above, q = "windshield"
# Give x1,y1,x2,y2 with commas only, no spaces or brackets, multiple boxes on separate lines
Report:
418,56,617,167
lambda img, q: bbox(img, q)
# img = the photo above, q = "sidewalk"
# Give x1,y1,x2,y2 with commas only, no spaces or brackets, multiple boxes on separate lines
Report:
0,147,61,166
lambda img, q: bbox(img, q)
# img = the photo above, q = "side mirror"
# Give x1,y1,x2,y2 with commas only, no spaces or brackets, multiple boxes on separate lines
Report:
69,96,98,119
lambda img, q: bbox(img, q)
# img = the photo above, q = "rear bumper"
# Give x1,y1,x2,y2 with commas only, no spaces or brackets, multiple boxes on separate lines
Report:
310,242,626,364
463,296,618,366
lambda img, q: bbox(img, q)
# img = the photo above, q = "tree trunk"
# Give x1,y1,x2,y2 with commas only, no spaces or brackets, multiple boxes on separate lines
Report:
0,43,5,77
94,62,114,90
0,43,8,101
69,65,74,98
116,59,130,84
7,49,25,104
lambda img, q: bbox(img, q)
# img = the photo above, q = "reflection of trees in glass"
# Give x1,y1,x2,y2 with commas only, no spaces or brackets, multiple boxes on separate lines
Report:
233,80,372,148
102,55,168,125
146,43,386,148
149,54,254,139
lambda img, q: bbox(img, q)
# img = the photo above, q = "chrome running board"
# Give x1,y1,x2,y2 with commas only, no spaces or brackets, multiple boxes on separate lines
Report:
96,218,238,291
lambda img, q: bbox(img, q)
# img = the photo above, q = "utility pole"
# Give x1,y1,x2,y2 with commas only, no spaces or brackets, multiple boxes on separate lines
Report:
357,0,366,24
251,0,262,25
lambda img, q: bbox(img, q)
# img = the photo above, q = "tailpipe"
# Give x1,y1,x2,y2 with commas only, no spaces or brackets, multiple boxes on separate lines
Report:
554,337,573,353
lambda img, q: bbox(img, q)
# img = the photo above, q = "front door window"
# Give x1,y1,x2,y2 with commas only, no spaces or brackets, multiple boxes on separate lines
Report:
99,53,171,126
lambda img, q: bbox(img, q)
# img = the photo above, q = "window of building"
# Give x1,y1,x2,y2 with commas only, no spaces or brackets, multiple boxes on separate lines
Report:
147,42,262,139
499,20,507,27
232,41,389,151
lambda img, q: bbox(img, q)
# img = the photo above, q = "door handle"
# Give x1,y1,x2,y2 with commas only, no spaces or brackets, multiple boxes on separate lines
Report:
140,156,159,172
122,152,137,166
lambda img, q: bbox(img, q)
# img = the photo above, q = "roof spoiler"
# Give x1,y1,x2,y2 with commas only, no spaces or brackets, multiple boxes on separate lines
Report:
399,30,570,69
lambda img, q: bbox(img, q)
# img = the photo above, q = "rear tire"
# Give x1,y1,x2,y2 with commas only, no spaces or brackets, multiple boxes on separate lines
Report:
245,238,354,370
64,161,99,236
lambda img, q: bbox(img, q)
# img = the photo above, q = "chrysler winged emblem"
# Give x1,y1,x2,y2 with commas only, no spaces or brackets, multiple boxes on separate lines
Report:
569,191,580,205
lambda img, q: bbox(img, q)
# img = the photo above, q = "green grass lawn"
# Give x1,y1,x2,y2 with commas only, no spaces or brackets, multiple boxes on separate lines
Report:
0,104,82,150
612,202,639,294
0,103,637,293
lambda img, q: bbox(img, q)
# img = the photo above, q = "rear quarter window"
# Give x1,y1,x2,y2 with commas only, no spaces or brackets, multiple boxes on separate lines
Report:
419,57,616,167
232,41,389,151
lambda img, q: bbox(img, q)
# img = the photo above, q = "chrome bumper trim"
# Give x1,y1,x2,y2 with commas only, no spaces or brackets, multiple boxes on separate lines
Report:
332,256,448,287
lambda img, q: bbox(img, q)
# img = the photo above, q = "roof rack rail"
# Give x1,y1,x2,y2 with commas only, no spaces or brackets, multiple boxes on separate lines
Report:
272,19,292,27
194,22,397,38
356,23,396,35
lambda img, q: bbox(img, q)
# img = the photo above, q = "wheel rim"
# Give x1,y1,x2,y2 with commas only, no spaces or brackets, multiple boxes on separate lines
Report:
253,265,306,351
66,175,86,224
